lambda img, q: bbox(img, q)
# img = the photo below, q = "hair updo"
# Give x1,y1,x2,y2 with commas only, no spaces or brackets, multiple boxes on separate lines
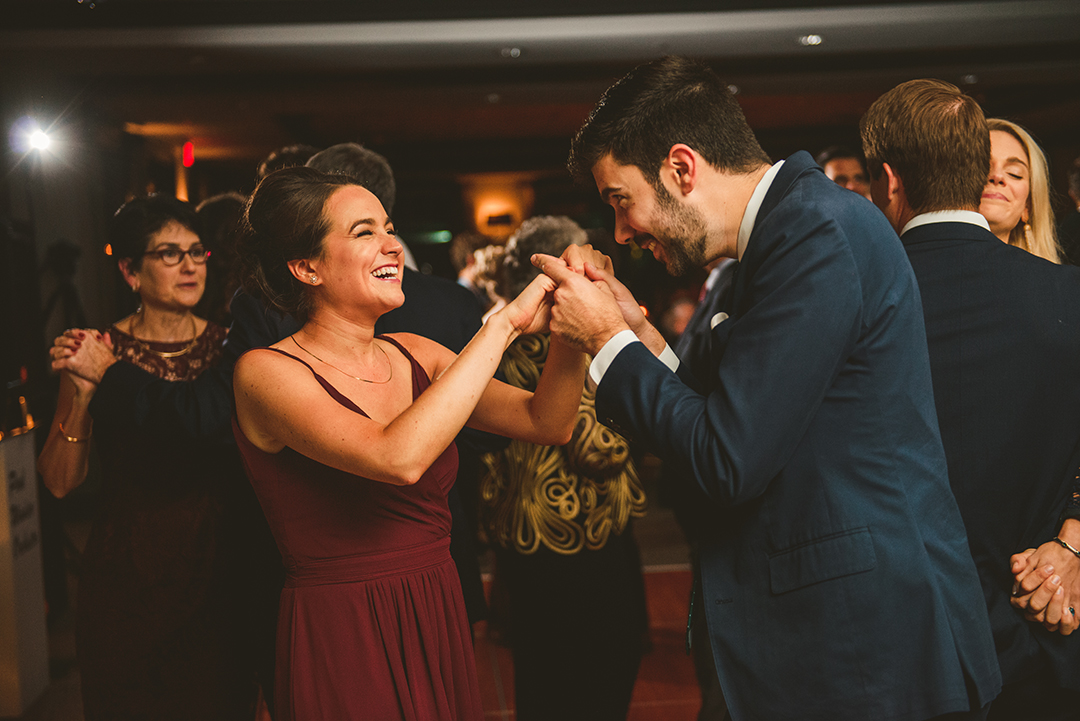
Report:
238,166,357,320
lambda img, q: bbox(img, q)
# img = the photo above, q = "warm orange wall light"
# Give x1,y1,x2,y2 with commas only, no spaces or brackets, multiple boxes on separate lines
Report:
458,172,539,240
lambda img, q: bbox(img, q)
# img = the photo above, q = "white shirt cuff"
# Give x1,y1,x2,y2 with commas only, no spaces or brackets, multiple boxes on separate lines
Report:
588,329,680,388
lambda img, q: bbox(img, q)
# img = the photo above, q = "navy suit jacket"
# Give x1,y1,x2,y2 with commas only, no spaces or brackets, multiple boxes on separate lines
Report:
596,153,1001,720
902,220,1080,692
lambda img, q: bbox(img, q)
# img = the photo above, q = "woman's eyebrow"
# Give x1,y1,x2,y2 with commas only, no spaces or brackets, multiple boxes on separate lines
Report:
348,218,378,234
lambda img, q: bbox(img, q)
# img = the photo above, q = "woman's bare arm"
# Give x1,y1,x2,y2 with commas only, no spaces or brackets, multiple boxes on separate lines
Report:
235,273,575,486
38,373,95,498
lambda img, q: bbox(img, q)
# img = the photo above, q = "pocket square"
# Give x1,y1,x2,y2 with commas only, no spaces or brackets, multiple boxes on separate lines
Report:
710,312,729,329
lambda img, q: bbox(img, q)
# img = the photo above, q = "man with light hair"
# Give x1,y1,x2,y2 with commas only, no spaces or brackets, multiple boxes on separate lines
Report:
862,78,1080,720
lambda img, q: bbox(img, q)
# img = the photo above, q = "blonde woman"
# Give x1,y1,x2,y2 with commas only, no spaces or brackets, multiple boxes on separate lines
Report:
980,118,1062,263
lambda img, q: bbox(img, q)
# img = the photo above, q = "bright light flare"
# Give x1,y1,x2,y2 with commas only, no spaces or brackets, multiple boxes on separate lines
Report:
29,130,51,150
10,116,57,155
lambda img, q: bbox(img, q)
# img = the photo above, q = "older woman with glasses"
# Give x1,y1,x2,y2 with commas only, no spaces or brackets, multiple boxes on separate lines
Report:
39,195,259,720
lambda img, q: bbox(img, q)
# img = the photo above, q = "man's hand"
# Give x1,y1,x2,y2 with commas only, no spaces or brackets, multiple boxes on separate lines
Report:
1010,527,1080,635
532,254,629,356
51,329,117,387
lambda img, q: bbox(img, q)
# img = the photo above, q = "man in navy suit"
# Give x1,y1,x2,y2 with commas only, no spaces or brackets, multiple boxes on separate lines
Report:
862,79,1080,720
535,56,1000,720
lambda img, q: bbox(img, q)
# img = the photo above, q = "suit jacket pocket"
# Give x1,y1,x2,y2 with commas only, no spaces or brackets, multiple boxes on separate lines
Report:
768,527,877,594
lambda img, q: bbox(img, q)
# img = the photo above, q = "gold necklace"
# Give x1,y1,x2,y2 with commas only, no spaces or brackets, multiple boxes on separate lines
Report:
132,311,199,359
290,336,393,384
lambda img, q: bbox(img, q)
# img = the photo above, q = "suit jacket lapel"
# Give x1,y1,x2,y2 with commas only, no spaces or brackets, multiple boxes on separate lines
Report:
728,151,820,318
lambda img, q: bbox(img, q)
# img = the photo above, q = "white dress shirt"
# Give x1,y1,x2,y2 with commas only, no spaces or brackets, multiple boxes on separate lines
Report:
900,209,990,236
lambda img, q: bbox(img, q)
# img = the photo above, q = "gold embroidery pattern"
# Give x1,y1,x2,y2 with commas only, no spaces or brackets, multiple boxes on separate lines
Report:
479,334,646,555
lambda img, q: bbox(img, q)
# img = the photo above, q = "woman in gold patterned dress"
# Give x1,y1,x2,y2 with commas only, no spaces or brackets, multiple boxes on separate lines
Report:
480,217,649,721
38,195,257,719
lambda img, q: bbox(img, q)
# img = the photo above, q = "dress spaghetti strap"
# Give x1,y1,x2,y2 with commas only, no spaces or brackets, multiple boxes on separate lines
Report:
257,346,368,416
255,336,430,415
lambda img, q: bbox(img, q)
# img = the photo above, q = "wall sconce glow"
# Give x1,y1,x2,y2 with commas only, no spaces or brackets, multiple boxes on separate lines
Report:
29,130,51,151
799,34,823,46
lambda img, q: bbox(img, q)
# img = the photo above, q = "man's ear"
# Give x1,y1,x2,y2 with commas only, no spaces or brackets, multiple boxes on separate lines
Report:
287,258,320,286
664,144,699,197
881,161,904,202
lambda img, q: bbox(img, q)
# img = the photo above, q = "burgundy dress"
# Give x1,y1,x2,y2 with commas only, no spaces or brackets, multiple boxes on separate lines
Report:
233,336,482,721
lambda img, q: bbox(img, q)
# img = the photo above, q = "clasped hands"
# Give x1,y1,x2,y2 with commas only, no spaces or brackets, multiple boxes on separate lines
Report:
1009,519,1080,635
49,328,116,390
529,244,647,356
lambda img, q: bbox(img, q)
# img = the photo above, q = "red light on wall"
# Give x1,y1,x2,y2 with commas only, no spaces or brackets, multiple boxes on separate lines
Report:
182,141,194,167
104,243,113,256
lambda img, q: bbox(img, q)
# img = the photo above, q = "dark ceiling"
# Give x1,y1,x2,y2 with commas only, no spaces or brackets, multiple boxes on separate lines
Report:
2,1,1078,203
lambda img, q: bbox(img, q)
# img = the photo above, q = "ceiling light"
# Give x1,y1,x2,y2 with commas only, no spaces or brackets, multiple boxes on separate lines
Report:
799,34,823,46
29,130,51,151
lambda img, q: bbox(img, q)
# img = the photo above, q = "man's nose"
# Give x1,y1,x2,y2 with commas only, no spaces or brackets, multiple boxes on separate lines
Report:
613,217,635,244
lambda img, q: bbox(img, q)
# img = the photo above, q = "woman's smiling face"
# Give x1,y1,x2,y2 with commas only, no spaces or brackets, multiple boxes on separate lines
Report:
311,185,404,317
980,129,1031,241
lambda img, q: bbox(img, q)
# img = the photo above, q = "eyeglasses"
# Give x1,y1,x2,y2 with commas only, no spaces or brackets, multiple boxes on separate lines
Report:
141,245,210,266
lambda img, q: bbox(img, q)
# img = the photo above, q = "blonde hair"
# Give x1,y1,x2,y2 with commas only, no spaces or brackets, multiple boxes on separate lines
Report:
987,118,1061,263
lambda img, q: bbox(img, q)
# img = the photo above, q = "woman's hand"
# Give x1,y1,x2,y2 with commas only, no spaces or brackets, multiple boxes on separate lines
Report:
501,273,556,336
51,329,116,391
560,243,614,276
1010,523,1080,635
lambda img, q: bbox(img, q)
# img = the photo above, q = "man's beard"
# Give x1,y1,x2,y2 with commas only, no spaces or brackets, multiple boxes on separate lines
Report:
651,182,710,277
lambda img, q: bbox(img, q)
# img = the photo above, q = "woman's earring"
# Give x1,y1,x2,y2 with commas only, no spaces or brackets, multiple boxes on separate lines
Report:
131,281,140,292
310,275,318,284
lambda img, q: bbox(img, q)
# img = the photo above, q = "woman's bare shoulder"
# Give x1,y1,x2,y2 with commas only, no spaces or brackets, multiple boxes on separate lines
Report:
379,332,454,372
234,346,308,387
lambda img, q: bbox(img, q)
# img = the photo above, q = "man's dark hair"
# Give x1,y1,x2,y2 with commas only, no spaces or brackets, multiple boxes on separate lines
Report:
256,144,320,183
815,145,867,171
568,56,770,188
860,79,989,213
306,143,397,214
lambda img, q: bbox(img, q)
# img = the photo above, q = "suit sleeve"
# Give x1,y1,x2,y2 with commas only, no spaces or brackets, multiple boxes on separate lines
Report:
596,218,862,505
89,290,294,445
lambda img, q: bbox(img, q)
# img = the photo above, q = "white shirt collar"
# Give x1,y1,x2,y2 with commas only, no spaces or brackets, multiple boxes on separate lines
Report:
901,209,990,237
736,160,784,261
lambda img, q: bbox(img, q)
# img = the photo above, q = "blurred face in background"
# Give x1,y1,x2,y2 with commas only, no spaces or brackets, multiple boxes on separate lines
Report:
123,222,207,312
980,129,1030,242
823,157,871,199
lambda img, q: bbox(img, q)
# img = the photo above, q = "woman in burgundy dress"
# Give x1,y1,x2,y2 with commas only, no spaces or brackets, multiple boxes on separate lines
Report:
231,167,588,721
38,195,258,719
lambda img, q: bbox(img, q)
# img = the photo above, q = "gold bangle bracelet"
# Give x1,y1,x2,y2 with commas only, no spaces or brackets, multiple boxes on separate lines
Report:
1052,536,1080,561
58,421,89,443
